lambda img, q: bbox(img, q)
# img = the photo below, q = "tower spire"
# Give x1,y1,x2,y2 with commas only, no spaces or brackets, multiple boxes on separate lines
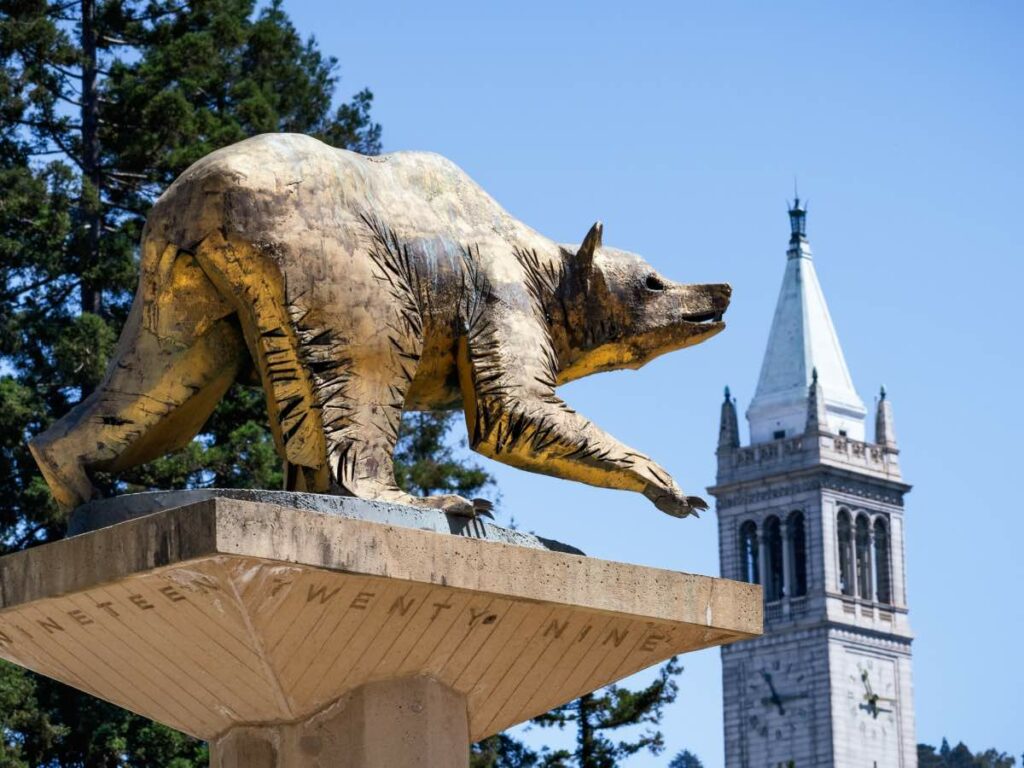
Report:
719,385,740,451
746,193,867,443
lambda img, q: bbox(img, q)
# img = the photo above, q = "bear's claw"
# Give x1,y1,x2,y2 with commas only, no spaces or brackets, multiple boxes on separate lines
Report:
644,485,706,519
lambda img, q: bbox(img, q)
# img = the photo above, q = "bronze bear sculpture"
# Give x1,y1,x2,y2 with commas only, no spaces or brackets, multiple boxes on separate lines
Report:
31,134,731,518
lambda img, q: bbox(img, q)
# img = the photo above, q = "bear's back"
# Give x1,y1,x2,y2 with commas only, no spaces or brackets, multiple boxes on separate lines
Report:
154,133,516,247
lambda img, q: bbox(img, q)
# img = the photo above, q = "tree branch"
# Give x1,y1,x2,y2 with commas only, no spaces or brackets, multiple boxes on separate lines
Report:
47,62,82,80
17,117,82,131
50,0,80,13
0,274,63,301
106,170,149,179
126,4,187,23
41,130,85,172
102,200,147,217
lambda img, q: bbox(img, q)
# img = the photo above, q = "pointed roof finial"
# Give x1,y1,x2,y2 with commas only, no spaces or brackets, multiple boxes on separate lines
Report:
788,186,807,243
719,385,740,451
876,386,897,449
806,367,829,435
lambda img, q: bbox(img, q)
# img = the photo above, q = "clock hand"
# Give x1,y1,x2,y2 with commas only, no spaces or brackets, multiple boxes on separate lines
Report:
761,670,785,714
759,696,787,715
775,693,808,703
861,670,875,697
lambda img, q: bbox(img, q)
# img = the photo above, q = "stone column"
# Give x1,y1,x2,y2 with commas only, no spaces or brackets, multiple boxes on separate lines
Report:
779,520,792,599
210,677,468,768
866,525,877,602
779,519,792,617
757,526,768,592
848,533,858,599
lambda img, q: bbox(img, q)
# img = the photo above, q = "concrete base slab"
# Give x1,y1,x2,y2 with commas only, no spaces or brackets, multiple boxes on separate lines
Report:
67,489,583,554
0,496,761,746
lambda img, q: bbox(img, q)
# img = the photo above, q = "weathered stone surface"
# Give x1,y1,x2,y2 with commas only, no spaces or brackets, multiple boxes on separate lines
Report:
29,133,730,520
67,489,584,554
0,497,760,744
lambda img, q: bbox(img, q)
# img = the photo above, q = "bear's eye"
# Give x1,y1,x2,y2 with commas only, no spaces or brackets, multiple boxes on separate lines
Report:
644,274,666,292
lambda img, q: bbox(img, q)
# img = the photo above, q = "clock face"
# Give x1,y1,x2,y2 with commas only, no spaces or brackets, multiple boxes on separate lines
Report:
742,653,812,744
847,657,897,724
839,653,901,763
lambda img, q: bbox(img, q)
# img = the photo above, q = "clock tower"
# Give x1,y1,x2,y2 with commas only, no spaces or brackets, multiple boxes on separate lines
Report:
710,199,916,767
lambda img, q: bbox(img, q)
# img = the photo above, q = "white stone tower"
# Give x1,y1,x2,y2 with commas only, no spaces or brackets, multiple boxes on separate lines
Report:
710,198,916,767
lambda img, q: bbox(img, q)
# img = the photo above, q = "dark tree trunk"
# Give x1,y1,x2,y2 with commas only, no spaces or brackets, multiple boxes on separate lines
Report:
578,693,594,767
80,0,103,321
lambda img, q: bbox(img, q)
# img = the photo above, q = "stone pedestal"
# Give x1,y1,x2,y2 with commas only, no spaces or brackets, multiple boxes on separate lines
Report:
211,677,468,768
0,495,761,766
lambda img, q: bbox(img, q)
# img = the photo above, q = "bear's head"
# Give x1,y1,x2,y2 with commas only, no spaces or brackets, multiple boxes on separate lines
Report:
555,222,731,383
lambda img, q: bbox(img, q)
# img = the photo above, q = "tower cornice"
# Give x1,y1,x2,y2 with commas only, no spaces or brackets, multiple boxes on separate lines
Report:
714,429,906,490
708,463,912,510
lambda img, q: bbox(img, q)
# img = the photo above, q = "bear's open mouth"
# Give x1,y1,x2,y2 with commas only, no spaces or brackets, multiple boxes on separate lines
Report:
684,310,725,324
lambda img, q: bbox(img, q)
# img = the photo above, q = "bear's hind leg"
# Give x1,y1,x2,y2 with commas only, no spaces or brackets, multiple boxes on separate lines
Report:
30,246,246,512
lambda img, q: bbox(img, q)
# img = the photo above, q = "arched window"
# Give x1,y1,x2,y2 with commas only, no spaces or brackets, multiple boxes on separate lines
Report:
739,521,759,584
837,509,854,596
787,511,807,597
874,517,892,604
764,516,784,602
855,514,872,600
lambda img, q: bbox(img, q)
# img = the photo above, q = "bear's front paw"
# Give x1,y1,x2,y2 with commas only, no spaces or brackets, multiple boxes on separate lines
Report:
415,493,494,519
643,484,708,519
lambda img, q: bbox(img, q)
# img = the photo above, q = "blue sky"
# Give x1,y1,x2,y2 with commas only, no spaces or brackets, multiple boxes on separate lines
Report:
287,1,1023,763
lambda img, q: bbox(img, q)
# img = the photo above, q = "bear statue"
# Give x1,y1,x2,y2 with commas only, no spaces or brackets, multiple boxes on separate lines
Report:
30,133,731,519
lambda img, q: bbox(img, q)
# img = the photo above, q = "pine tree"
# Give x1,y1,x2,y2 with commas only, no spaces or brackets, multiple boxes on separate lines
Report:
0,1,387,763
522,657,683,768
668,749,705,768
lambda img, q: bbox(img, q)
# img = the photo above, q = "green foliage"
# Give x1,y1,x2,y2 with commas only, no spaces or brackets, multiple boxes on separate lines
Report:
0,660,210,768
395,411,492,498
918,739,1017,768
455,582,688,768
525,657,683,768
0,660,66,767
668,749,705,768
0,0,382,764
471,733,540,768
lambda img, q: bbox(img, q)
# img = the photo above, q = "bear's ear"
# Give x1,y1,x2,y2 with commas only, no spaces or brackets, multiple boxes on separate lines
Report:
575,221,603,275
